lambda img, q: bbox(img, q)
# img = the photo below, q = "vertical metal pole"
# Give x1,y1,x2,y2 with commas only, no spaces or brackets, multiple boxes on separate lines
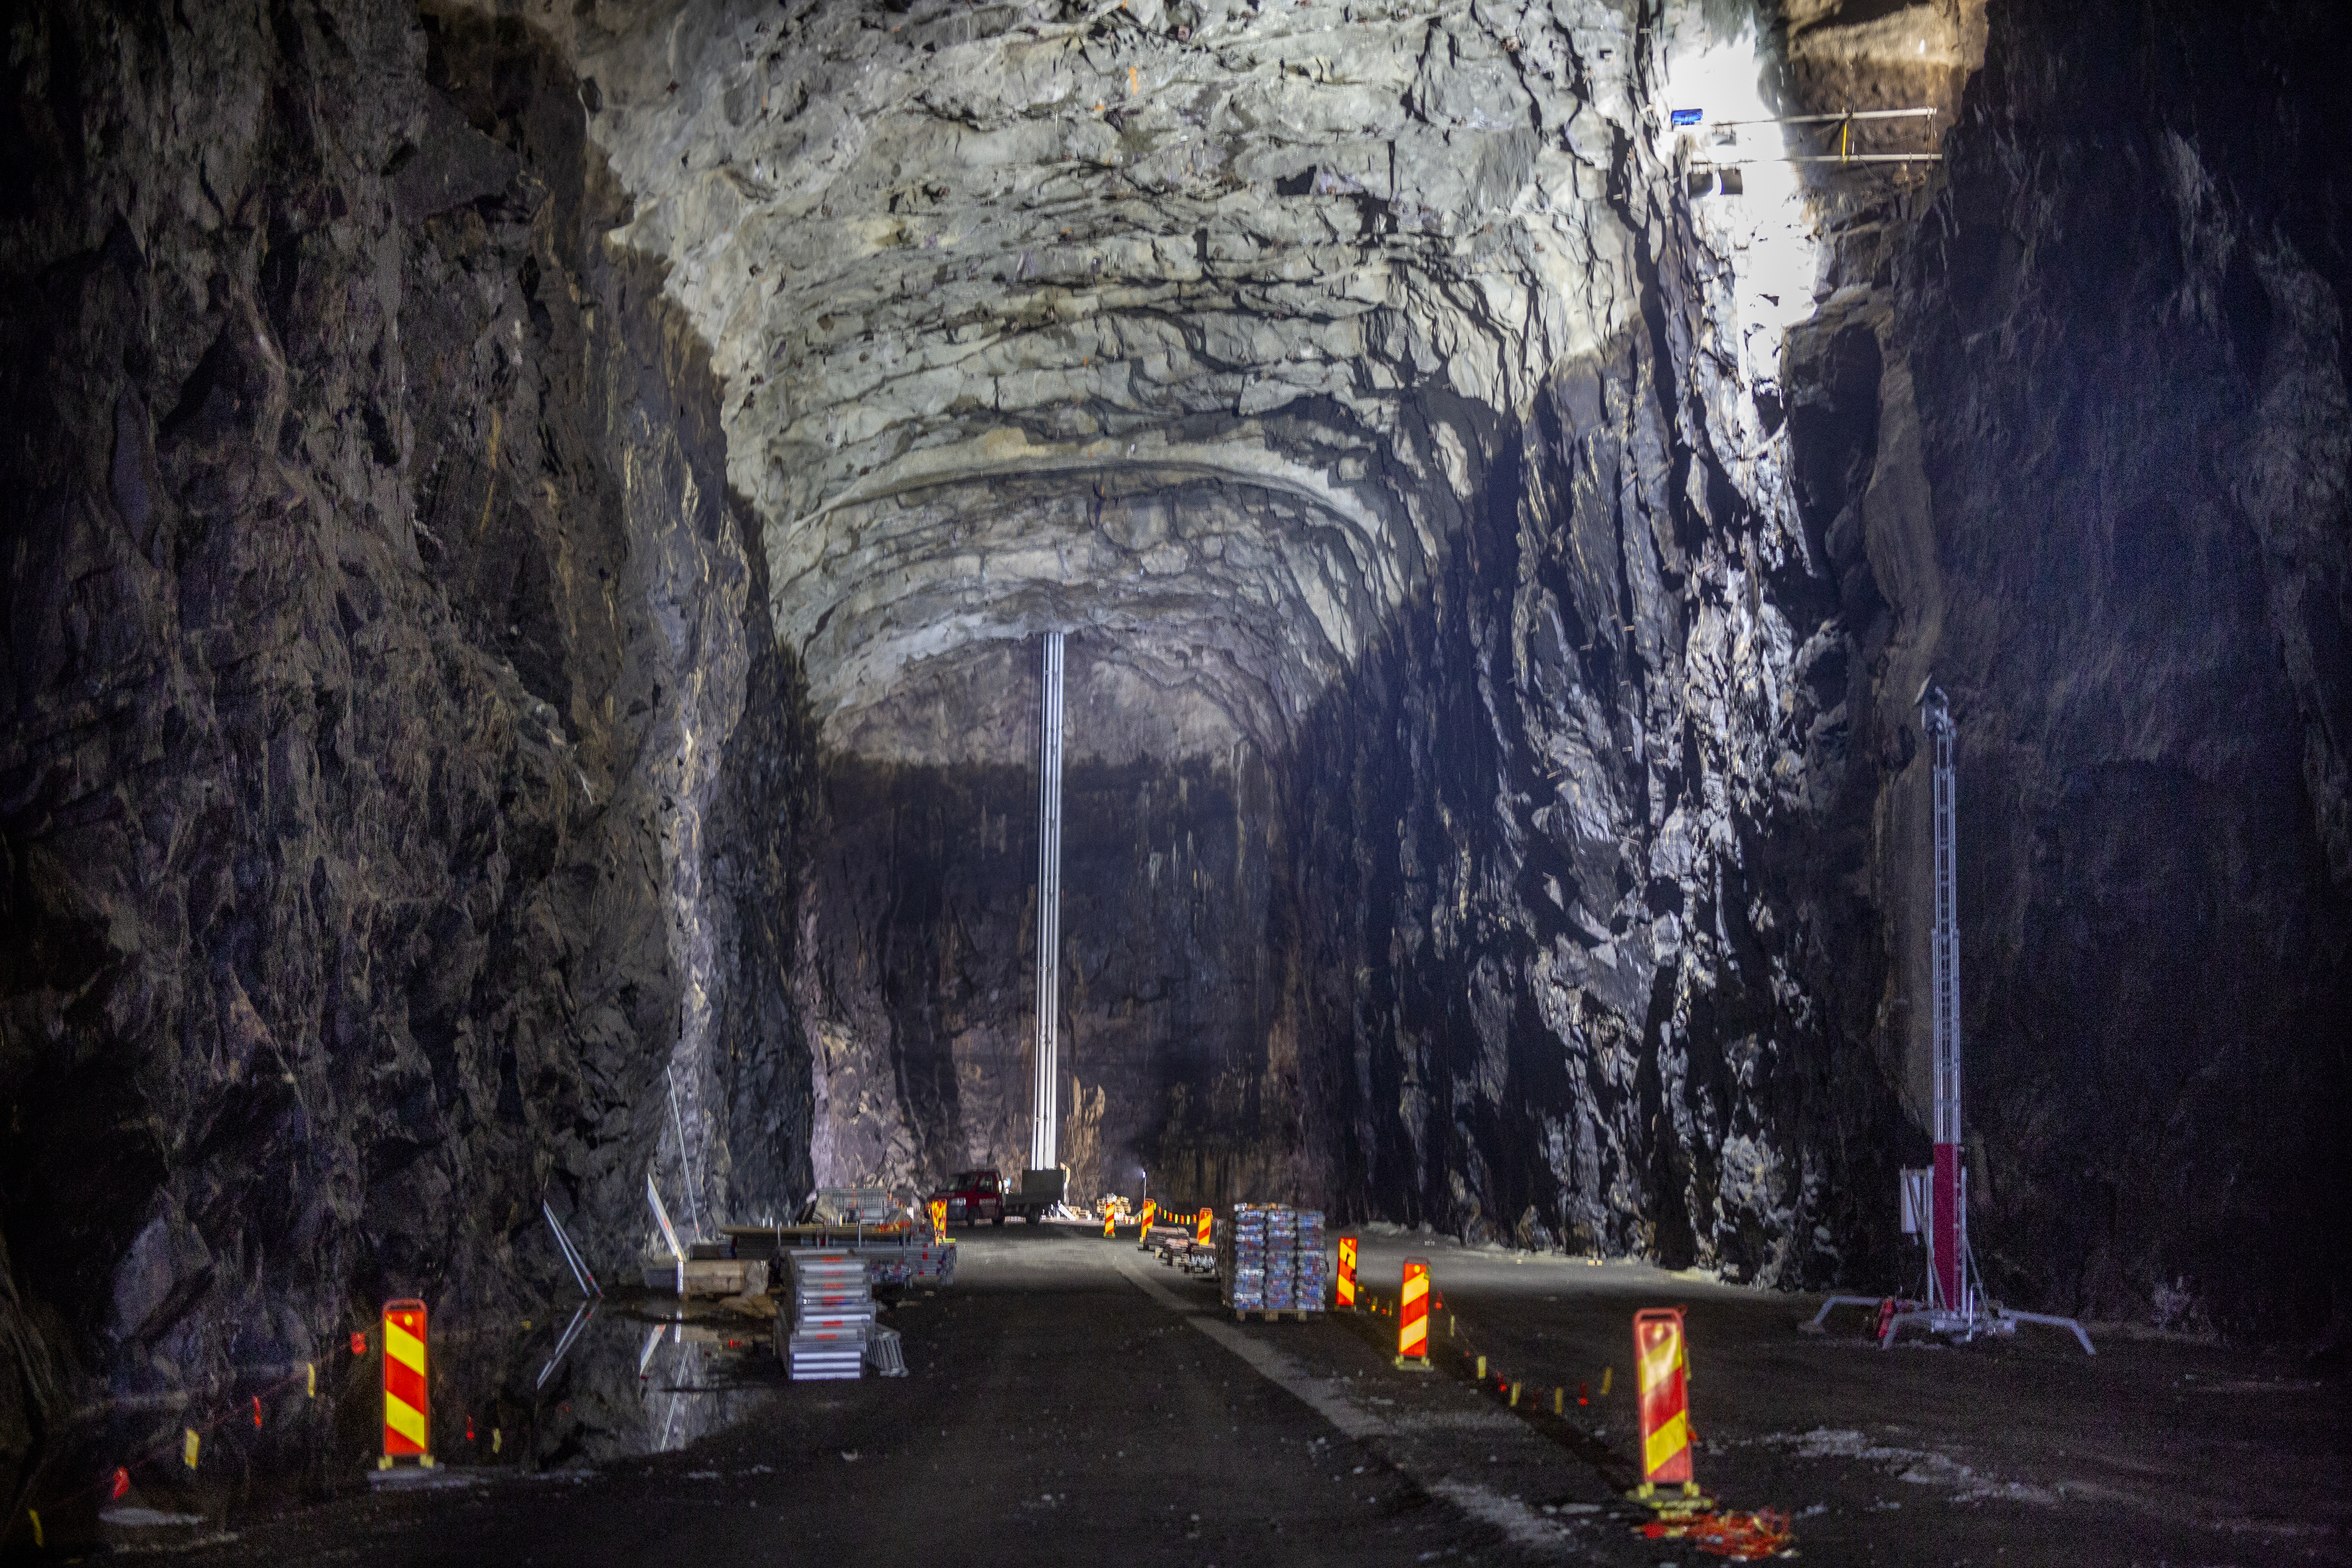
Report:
1922,683,1964,1314
1031,631,1065,1174
666,1063,704,1241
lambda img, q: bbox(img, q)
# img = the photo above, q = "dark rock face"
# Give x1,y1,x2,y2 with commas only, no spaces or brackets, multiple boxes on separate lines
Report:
1281,0,2352,1343
1874,0,2352,1338
805,731,1299,1211
0,1,814,1500
3,2,2348,1529
1283,325,1911,1286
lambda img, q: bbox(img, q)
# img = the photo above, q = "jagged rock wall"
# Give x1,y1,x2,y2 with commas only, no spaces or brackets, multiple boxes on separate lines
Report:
0,0,815,1502
1276,3,1945,1285
802,712,1300,1211
1284,272,1911,1287
1291,0,2352,1343
495,0,2352,1343
2,15,2342,1540
1866,0,2352,1338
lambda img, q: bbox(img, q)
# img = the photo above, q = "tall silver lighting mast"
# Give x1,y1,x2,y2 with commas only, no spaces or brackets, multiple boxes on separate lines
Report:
1803,679,2094,1354
1029,631,1065,1174
1922,681,1965,1313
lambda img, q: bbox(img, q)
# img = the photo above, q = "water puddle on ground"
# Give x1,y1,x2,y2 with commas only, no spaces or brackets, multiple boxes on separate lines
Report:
32,1289,787,1555
521,1291,783,1463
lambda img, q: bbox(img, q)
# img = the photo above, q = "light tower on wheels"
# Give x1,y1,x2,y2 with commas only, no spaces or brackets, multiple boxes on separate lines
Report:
1806,679,2094,1354
1922,678,1967,1318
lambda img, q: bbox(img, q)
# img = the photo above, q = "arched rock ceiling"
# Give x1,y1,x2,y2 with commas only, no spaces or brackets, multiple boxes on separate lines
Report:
499,0,1664,762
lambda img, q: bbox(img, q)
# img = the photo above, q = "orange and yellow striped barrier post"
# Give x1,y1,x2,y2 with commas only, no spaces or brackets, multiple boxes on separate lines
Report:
1632,1307,1703,1506
1196,1207,1212,1245
1336,1234,1358,1308
929,1199,947,1239
1103,1208,1116,1238
1393,1258,1433,1371
379,1299,435,1470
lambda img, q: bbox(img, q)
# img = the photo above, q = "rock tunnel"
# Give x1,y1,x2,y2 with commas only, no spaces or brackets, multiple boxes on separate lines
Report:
1,0,2348,1549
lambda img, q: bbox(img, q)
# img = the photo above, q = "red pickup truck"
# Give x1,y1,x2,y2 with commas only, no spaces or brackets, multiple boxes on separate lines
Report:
931,1170,1005,1227
929,1168,1067,1227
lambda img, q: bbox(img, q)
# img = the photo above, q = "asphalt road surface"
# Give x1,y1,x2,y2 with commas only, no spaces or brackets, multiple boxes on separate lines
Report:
84,1224,2349,1565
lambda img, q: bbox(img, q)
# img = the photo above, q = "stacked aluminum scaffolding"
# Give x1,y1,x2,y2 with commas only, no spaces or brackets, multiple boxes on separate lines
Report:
781,1251,874,1381
1030,631,1065,1175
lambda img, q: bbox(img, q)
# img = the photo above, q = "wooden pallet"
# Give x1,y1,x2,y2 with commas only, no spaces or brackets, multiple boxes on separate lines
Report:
1233,1308,1316,1322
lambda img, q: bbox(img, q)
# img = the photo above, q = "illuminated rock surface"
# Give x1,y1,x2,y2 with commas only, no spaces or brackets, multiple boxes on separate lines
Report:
0,0,2345,1505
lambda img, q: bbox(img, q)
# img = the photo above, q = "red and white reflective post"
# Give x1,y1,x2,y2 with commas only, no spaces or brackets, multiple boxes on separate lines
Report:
379,1299,435,1470
1632,1307,1697,1500
1393,1258,1433,1371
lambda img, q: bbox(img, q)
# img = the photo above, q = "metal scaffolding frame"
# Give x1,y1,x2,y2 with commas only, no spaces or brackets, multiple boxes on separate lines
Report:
1683,104,1944,174
1029,631,1066,1174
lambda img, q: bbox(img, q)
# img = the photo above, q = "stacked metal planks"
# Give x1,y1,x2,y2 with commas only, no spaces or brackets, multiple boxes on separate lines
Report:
724,1224,958,1289
780,1251,874,1381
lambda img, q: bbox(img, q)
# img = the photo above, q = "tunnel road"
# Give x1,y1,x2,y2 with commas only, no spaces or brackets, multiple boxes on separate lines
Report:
169,1226,2346,1567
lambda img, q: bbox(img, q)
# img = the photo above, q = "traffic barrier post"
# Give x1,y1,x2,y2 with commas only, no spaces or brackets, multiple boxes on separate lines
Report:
1336,1234,1357,1308
380,1299,435,1470
1103,1208,1115,1238
1631,1307,1702,1506
1393,1258,1433,1371
929,1199,948,1239
1196,1208,1212,1245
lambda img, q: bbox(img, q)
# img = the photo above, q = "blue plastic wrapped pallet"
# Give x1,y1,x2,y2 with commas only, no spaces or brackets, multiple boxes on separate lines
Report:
1217,1204,1328,1316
